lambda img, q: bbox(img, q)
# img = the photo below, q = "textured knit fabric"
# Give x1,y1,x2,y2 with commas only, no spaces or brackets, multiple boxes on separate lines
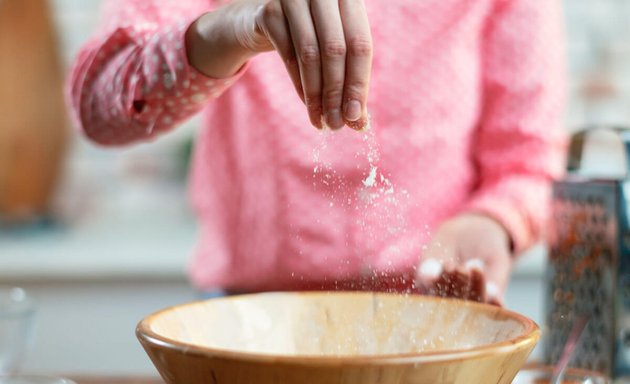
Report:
68,0,566,292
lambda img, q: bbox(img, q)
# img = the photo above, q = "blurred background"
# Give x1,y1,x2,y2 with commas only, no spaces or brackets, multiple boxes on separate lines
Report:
1,0,630,378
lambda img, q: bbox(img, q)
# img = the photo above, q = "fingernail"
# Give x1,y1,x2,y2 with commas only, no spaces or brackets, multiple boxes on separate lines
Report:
325,109,344,130
464,258,484,272
419,259,443,280
486,282,499,298
312,114,323,130
344,100,362,122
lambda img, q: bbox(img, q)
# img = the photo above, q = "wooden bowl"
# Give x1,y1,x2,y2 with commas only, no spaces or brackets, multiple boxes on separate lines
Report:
137,292,539,384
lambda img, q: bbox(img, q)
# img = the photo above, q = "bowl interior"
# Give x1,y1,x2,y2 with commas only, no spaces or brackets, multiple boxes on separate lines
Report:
142,292,535,358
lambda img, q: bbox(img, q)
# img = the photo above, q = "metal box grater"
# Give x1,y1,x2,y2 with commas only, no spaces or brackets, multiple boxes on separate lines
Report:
543,127,630,379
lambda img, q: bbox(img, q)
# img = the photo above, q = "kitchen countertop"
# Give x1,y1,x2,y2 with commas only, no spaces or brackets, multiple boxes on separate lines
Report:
0,209,197,282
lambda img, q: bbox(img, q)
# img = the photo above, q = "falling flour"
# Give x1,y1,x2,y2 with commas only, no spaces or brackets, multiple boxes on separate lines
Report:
362,166,378,188
358,121,398,202
308,116,412,289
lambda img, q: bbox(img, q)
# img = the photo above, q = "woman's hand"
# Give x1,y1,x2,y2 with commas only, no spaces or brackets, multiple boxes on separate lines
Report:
415,214,513,305
186,0,373,130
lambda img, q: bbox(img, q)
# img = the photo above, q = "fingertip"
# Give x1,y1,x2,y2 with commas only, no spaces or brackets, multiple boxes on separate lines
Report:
418,259,443,281
485,282,504,306
307,107,324,130
325,109,344,130
307,113,322,130
485,281,500,298
314,116,323,130
464,258,484,272
346,115,369,131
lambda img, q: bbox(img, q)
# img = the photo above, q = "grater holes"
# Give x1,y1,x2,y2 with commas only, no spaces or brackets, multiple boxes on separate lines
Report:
546,187,616,375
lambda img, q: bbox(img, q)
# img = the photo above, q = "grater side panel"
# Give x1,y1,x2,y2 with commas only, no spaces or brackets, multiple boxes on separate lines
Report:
614,181,630,378
545,180,618,376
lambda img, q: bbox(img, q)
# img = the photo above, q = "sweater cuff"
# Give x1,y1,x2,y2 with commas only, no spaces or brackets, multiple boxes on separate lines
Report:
462,195,533,256
134,16,249,123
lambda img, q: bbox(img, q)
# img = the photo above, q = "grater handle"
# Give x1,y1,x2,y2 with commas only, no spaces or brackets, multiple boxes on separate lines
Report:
567,126,630,173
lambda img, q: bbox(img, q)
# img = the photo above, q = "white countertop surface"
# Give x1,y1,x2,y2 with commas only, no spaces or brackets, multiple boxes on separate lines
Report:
0,209,196,282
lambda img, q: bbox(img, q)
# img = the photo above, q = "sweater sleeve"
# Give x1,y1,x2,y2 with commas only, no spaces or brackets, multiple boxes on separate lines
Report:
67,0,247,146
462,0,568,253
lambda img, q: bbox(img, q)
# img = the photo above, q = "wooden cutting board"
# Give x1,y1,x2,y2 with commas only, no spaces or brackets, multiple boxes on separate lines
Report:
0,0,67,221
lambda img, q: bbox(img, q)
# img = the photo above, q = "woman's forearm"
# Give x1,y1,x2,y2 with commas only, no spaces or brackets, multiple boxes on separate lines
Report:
186,3,264,79
68,1,251,146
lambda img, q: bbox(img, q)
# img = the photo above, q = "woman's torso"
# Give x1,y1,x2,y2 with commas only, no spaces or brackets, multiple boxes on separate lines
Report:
188,0,496,291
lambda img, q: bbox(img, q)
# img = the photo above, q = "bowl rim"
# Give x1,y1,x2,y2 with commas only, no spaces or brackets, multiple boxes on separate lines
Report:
136,291,540,365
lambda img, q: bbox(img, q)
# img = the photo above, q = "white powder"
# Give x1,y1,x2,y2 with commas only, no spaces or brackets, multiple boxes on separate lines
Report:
358,120,400,204
308,115,412,288
362,166,378,187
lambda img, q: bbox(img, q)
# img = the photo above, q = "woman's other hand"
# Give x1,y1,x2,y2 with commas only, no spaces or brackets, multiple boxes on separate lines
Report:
187,0,373,130
415,214,513,305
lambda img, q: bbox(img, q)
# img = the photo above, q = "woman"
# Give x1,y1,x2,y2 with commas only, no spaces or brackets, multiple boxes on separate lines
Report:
68,0,566,304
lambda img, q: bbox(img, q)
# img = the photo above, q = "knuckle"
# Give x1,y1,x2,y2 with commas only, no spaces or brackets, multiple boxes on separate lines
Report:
298,44,320,65
304,93,321,108
347,36,372,57
284,52,298,67
344,82,368,98
261,1,283,22
322,87,343,107
322,40,347,59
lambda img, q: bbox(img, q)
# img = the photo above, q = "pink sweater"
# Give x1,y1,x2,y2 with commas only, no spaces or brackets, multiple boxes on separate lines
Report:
68,0,566,292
